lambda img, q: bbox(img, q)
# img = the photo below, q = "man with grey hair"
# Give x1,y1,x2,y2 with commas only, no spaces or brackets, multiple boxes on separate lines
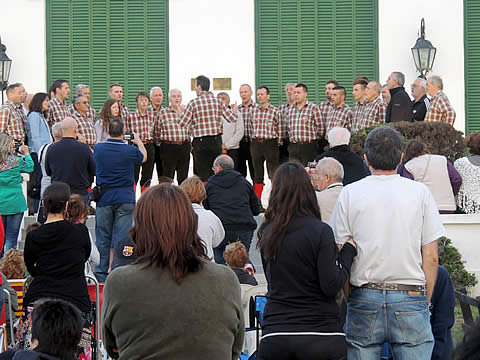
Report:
69,94,96,147
278,82,297,163
425,75,456,125
205,154,262,264
70,84,96,120
359,81,386,130
411,78,430,121
385,71,413,123
313,157,344,222
150,86,165,179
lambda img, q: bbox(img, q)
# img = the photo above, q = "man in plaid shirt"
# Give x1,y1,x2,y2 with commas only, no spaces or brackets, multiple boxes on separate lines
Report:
127,91,156,192
70,94,96,147
149,86,164,180
0,83,27,143
288,83,325,166
425,75,456,126
250,86,281,199
318,79,338,120
154,89,190,185
109,83,129,120
352,77,369,132
71,84,96,120
359,81,386,130
48,79,70,127
277,82,296,163
326,86,353,134
238,84,256,181
178,75,237,182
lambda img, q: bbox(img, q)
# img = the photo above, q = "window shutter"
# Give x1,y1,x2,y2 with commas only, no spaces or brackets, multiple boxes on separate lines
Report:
465,0,480,134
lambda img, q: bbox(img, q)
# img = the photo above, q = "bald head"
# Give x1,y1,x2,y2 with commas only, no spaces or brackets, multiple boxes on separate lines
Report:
61,117,78,137
213,154,234,173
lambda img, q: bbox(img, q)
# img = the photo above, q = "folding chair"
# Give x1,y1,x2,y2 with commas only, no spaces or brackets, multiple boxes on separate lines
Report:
2,289,15,349
86,275,105,360
241,284,267,357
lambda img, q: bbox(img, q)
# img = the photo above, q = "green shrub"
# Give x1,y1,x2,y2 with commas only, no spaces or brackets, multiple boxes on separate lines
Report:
350,121,466,163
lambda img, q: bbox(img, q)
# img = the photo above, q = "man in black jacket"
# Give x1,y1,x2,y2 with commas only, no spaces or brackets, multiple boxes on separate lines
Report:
385,72,413,123
204,155,262,264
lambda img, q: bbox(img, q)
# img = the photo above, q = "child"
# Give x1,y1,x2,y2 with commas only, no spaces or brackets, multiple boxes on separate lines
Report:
224,241,258,286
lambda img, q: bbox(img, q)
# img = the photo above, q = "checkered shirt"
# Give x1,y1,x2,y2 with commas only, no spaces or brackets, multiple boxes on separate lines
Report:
325,103,353,133
319,100,334,121
68,104,96,121
48,97,69,127
352,100,368,132
251,104,281,140
149,104,162,119
359,96,386,131
277,103,294,139
120,103,129,121
287,101,325,143
0,101,26,142
425,91,456,125
127,109,156,142
178,92,237,138
154,106,189,144
70,107,97,146
238,101,257,138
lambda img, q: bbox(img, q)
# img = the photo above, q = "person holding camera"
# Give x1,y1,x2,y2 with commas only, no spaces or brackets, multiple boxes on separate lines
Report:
0,134,33,255
93,118,146,283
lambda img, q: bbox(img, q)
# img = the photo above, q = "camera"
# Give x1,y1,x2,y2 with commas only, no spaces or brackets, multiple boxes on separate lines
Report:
124,133,134,142
307,161,317,176
15,142,23,155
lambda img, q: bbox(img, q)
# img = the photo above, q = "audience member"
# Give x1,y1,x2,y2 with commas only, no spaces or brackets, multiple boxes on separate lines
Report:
385,71,413,122
109,83,129,120
1,249,26,279
102,184,244,359
204,155,262,264
0,83,27,143
425,75,456,126
330,126,444,359
95,99,120,143
277,82,296,163
325,85,353,133
455,131,480,213
224,241,257,286
381,84,391,105
411,78,430,121
402,139,462,213
313,158,344,222
257,161,357,360
47,79,70,127
218,92,244,171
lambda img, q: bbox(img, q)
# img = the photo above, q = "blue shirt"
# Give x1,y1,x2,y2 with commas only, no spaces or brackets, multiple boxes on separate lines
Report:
93,139,144,207
26,111,53,154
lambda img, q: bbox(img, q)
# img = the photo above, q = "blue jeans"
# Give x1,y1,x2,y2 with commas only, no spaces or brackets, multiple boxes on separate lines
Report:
346,287,434,360
1,213,24,255
94,203,135,282
213,229,254,264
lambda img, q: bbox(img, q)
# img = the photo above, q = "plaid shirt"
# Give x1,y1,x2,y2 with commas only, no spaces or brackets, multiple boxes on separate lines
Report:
326,103,352,133
178,92,237,138
149,104,162,119
48,97,69,127
319,100,334,120
127,109,156,142
0,101,26,142
287,101,324,143
70,107,97,146
352,100,368,132
238,101,257,138
69,104,96,121
277,103,294,139
251,104,281,140
154,106,189,144
358,96,386,131
425,91,456,125
120,103,129,121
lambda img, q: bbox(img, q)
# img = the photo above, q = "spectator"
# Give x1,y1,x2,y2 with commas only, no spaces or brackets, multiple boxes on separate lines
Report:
224,241,257,286
95,99,120,143
402,139,462,213
257,162,357,360
381,84,391,105
93,118,146,282
218,92,244,171
21,183,91,357
1,249,26,279
0,134,33,254
102,184,244,359
385,71,413,122
455,131,480,213
312,157,344,222
425,75,456,126
180,176,225,261
330,126,444,359
204,155,262,264
315,127,367,185
45,117,96,204
411,78,430,121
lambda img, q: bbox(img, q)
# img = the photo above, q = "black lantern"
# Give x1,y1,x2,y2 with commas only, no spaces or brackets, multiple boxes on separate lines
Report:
0,36,12,104
411,18,436,79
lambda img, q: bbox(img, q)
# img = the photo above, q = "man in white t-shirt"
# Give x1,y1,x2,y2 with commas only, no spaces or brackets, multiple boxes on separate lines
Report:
329,126,444,359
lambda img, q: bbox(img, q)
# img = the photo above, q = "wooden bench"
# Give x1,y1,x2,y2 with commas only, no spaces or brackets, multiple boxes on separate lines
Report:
455,290,480,331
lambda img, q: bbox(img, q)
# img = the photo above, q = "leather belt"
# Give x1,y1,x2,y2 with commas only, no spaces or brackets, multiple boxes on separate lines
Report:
358,283,426,292
252,138,276,142
162,140,190,145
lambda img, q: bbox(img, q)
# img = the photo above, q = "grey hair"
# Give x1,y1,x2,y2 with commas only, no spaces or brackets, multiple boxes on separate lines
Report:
327,127,351,147
213,154,234,170
415,78,427,90
73,84,89,99
285,82,297,91
150,86,163,97
168,88,182,98
0,134,13,163
368,81,382,94
390,72,405,87
317,157,344,182
217,92,229,100
427,75,443,90
52,122,64,139
73,94,87,105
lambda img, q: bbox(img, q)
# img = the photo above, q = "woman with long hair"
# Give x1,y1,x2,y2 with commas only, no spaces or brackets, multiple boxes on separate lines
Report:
102,184,244,359
26,92,52,155
95,99,120,143
256,162,357,360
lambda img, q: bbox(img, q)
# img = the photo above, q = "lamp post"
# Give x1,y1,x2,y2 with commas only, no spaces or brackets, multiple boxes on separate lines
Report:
0,36,12,105
411,18,436,79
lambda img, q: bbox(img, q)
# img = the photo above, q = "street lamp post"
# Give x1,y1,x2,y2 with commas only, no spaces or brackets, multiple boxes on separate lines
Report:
0,36,12,105
411,18,437,79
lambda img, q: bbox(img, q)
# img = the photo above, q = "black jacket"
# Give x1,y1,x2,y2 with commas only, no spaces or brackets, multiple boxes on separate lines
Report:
315,145,368,185
231,267,258,286
0,350,61,360
386,87,413,123
412,95,430,121
204,169,261,231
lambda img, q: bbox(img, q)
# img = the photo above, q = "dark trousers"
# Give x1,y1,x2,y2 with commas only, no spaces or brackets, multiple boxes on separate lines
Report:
213,229,254,265
238,138,255,181
279,138,290,164
134,142,155,187
192,134,222,182
251,139,280,184
154,144,163,179
226,149,240,171
160,141,191,185
288,141,319,166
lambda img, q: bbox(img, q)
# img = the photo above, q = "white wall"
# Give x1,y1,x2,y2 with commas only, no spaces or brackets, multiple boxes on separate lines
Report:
169,0,255,105
1,0,47,96
379,0,465,133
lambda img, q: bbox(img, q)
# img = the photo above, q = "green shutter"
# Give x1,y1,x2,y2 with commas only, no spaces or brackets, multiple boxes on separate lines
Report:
46,0,169,111
255,0,378,106
464,0,480,134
